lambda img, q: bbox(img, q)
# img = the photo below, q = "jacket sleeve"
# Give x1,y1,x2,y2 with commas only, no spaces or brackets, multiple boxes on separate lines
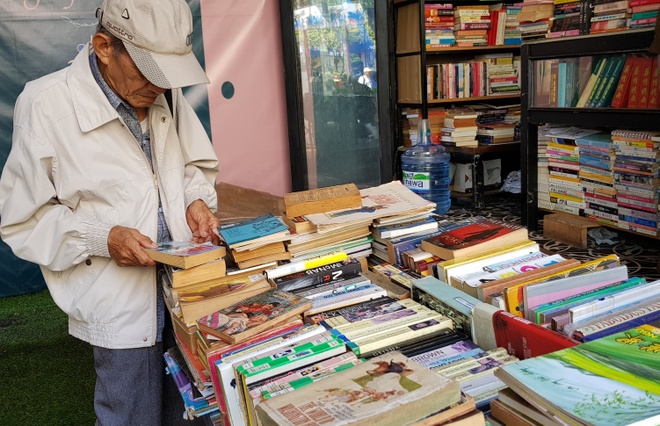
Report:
173,88,219,212
0,122,113,272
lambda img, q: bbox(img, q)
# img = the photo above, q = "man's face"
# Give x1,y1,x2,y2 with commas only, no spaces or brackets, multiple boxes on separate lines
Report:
104,49,166,109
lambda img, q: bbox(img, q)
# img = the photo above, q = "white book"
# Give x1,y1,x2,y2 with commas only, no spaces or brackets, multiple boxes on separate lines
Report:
215,325,326,426
569,279,660,323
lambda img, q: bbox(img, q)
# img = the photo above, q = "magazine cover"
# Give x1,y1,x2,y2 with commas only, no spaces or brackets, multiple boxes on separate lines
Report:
197,288,312,344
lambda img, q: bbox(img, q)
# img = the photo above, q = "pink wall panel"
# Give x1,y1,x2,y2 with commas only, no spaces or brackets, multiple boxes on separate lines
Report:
200,0,291,196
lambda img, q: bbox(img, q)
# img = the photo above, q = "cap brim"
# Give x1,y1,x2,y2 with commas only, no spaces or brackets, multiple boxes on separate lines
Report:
124,42,209,89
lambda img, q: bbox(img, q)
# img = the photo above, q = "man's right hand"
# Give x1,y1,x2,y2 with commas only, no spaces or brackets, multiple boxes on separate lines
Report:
107,226,158,267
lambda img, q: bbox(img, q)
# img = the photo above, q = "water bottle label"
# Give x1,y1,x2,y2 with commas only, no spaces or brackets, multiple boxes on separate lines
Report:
402,170,430,194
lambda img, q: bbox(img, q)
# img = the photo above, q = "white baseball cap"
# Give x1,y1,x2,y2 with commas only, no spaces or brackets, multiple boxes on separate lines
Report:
97,0,209,89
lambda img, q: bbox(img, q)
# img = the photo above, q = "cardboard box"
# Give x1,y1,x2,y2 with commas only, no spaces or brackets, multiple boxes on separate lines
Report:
543,213,601,249
452,158,502,193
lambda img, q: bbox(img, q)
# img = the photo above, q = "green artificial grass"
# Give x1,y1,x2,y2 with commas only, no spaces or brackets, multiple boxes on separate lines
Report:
0,290,96,425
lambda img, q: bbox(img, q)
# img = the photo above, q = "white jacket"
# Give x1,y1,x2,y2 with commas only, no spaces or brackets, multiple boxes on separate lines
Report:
0,44,219,349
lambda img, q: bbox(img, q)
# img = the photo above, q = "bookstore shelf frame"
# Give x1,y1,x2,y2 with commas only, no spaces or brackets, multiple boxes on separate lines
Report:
394,0,523,206
520,29,659,233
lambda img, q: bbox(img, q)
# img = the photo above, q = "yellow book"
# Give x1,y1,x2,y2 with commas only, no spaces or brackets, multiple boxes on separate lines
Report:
434,240,539,288
501,254,620,317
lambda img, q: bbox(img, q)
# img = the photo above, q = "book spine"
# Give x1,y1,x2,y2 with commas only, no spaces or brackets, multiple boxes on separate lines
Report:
569,300,660,340
273,259,362,292
333,310,445,342
346,316,453,356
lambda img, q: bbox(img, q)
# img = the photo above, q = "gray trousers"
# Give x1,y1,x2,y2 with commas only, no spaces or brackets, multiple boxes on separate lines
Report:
93,315,207,426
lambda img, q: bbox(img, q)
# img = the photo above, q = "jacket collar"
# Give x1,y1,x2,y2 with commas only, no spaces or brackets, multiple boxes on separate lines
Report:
67,44,168,133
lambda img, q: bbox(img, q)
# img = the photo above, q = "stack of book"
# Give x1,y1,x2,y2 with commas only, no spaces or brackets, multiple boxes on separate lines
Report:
517,0,554,40
628,0,660,30
543,126,588,216
218,213,292,271
441,108,478,147
453,5,491,47
476,122,517,144
474,52,520,97
576,131,618,225
425,2,455,48
536,125,554,211
548,0,588,38
493,322,660,426
503,3,523,44
486,3,507,46
590,0,630,33
612,129,660,236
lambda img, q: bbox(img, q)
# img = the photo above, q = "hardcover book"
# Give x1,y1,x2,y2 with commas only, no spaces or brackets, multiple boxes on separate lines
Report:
495,322,660,426
420,217,529,260
271,257,363,292
145,241,225,269
196,288,313,344
255,351,462,426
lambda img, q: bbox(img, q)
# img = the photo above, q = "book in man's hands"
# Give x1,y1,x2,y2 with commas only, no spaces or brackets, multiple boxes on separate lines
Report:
421,217,529,260
196,288,312,344
255,350,462,426
145,241,226,269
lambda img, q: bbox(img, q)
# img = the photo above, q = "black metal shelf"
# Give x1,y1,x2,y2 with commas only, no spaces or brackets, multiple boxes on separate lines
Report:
520,29,660,235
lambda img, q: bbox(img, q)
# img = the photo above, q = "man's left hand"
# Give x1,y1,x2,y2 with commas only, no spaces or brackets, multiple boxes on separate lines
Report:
186,199,221,245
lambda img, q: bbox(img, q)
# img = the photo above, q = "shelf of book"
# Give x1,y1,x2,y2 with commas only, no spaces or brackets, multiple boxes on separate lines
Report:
520,28,660,239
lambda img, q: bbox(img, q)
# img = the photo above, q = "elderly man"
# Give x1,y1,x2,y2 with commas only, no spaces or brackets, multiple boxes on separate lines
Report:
0,0,219,424
358,67,373,89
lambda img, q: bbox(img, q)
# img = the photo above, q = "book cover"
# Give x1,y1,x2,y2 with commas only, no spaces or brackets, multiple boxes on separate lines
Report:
145,241,225,269
492,310,580,360
196,288,313,344
217,214,290,248
304,283,389,318
495,322,660,426
255,351,462,426
272,258,363,292
311,296,413,327
283,183,362,219
420,217,529,261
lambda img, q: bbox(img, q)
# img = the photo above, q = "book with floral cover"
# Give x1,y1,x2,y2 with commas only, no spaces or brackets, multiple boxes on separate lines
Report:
196,288,312,344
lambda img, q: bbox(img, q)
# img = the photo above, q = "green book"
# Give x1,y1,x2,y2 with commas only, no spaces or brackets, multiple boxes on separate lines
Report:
585,55,616,108
495,322,660,426
594,54,627,108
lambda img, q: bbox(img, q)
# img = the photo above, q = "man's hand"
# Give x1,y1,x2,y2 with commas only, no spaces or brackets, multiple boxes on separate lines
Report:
186,199,221,245
107,226,158,267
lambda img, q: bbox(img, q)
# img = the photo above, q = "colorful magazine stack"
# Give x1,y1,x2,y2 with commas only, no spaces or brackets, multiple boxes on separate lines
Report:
425,2,455,48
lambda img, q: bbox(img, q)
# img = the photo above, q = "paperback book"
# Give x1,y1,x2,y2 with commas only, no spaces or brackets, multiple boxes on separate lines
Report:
145,241,225,269
196,288,312,344
495,322,660,426
255,351,462,426
420,217,529,260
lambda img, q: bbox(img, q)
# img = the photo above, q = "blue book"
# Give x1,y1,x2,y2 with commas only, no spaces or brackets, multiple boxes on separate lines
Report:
557,61,567,107
576,132,612,151
218,213,289,247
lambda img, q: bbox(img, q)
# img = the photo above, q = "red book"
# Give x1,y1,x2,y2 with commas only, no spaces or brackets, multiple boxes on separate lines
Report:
420,218,529,260
638,56,654,108
610,55,636,108
647,56,659,109
627,56,652,108
492,310,579,359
